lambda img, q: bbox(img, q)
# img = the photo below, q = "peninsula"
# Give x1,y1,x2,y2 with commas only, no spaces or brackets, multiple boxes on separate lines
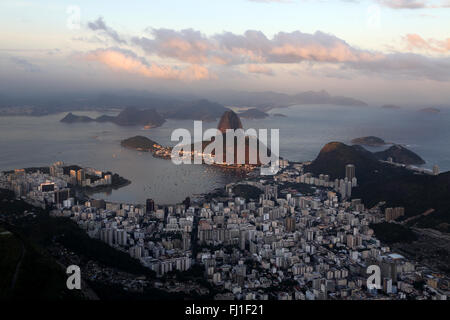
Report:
120,110,267,171
121,136,172,159
373,144,426,165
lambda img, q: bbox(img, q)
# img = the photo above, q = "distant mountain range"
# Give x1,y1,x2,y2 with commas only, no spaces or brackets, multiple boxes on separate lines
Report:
3,90,448,117
158,99,227,121
208,89,368,110
1,89,368,112
237,108,269,119
3,91,228,122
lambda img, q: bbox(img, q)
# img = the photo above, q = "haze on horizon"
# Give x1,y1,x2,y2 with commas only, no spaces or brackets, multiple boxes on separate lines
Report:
1,0,450,106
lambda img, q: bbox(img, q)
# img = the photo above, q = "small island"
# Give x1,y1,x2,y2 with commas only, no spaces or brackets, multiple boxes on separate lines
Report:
382,104,401,110
61,107,166,128
351,136,387,147
272,113,287,118
60,112,95,123
419,107,440,114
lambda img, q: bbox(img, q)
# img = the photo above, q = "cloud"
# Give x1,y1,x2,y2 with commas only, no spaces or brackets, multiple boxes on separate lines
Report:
82,48,212,81
133,28,383,66
250,0,450,8
247,64,274,75
376,0,427,9
83,18,450,82
248,0,292,2
130,27,450,81
267,31,384,63
132,28,214,64
88,17,126,44
347,52,450,81
375,0,450,9
10,57,40,72
405,34,450,53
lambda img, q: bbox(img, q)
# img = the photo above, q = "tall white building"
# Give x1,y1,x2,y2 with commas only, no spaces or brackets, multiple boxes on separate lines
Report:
433,165,440,175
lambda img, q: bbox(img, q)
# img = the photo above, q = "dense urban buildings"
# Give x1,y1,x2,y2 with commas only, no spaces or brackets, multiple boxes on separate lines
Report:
1,160,448,300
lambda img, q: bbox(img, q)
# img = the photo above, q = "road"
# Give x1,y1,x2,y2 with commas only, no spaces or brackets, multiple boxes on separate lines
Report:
55,261,100,300
10,242,25,290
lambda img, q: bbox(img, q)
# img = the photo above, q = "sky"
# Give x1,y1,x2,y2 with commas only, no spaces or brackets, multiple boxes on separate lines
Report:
0,0,450,105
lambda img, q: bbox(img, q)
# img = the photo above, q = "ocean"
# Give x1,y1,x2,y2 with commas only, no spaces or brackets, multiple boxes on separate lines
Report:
0,105,448,204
